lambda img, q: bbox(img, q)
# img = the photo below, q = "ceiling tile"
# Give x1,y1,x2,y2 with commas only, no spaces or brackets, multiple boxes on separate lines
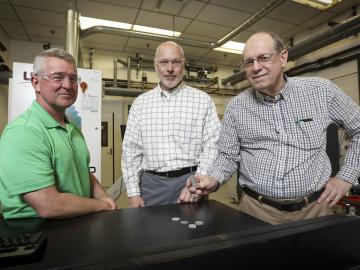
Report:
247,17,295,35
178,33,214,43
15,7,65,27
0,3,18,20
196,4,250,27
141,0,185,15
184,20,233,40
78,0,138,23
0,19,26,34
8,32,29,41
135,10,176,30
134,10,192,32
177,0,206,19
266,1,321,25
209,0,269,13
10,0,69,13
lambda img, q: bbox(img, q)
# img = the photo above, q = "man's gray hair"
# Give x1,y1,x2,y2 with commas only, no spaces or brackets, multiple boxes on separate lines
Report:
33,48,76,75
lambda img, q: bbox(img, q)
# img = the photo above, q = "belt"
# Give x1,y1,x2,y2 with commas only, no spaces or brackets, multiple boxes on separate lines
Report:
146,166,197,178
242,186,324,212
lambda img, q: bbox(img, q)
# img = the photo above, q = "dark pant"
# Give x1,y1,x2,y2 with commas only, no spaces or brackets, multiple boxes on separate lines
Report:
140,171,192,206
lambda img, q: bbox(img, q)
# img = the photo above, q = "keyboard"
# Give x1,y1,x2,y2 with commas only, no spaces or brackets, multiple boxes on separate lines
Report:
0,232,46,259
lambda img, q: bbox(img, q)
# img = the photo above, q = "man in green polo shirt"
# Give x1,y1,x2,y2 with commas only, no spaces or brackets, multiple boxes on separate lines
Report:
0,48,116,219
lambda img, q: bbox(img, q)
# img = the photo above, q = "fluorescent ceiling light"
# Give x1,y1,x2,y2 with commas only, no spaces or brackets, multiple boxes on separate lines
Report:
214,41,245,55
80,16,181,37
80,16,131,30
292,0,343,10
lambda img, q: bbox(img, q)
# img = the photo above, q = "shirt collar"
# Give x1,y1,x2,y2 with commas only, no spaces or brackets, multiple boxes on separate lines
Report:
254,75,289,103
156,81,186,98
31,101,69,129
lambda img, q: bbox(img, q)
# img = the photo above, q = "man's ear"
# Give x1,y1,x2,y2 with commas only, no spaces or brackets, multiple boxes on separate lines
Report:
31,76,40,94
280,50,288,68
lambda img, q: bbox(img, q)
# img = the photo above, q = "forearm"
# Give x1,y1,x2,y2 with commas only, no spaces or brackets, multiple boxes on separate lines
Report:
24,191,111,219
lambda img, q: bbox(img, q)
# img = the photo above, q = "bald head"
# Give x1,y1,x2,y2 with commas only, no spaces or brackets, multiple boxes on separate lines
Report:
244,32,284,56
155,41,185,59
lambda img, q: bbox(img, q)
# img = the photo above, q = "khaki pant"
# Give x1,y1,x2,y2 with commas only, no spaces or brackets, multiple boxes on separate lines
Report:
238,193,334,225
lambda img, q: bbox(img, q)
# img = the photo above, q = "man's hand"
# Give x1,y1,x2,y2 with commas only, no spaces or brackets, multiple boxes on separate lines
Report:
178,174,219,203
100,196,117,210
128,196,145,208
195,174,219,195
317,176,352,207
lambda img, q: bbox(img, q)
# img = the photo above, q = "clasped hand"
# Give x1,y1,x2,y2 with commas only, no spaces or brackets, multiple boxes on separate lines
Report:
177,174,219,203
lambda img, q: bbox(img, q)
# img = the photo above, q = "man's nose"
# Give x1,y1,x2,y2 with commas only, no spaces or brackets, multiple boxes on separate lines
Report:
166,61,174,71
252,60,262,71
62,76,74,88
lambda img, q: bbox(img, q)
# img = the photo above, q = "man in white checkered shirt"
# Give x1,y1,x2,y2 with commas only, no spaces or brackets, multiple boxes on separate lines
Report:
121,41,221,207
180,31,360,224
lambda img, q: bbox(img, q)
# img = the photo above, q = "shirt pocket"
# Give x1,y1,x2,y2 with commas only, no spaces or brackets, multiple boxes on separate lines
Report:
172,113,202,146
293,120,325,150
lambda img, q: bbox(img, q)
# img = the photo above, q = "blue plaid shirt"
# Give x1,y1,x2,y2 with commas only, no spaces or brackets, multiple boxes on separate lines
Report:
209,76,360,199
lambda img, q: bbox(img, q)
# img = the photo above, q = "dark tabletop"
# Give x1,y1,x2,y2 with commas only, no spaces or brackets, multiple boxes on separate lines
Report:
2,200,360,270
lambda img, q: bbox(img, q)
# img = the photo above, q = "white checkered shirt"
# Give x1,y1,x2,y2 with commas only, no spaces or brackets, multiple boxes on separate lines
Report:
122,82,221,197
209,76,360,199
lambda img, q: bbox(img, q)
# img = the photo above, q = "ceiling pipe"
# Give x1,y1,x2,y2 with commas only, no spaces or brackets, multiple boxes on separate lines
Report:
65,3,80,64
215,0,286,48
81,26,213,49
222,13,360,86
104,87,145,97
288,13,360,60
80,0,286,50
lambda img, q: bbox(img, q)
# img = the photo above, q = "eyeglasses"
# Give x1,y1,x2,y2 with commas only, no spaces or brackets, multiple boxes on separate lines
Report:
243,53,277,68
156,58,184,68
37,72,81,85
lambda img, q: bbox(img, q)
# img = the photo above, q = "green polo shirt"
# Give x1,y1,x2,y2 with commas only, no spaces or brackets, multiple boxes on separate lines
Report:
0,101,91,219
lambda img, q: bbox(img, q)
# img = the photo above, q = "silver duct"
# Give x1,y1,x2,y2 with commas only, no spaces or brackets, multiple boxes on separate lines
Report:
65,3,80,64
222,14,360,86
81,26,213,49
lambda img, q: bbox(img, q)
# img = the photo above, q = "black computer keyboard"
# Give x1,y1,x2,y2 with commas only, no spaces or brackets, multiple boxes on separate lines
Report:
0,232,46,259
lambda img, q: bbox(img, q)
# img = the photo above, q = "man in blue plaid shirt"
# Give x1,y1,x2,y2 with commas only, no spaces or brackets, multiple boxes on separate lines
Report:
179,31,360,224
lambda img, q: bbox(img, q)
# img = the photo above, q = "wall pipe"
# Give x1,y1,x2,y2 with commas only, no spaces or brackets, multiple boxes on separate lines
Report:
127,56,131,89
